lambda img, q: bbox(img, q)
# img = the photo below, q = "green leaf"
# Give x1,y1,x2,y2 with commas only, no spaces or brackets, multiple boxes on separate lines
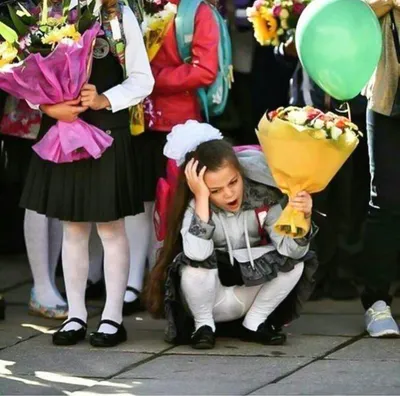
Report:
7,5,29,36
0,21,18,43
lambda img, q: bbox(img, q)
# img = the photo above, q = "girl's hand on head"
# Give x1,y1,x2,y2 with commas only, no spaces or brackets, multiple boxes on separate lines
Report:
80,84,110,111
185,159,210,200
289,191,312,218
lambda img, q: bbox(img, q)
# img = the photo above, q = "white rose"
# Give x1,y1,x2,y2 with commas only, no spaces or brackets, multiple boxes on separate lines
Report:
331,126,343,140
326,121,334,128
287,110,308,125
313,119,325,129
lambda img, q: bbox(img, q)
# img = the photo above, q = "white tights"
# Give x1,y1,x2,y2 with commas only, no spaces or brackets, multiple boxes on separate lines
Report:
24,210,64,307
61,219,129,334
180,263,304,332
124,202,157,303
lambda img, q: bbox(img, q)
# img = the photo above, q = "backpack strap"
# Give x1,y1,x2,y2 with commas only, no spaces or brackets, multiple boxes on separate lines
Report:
254,206,269,246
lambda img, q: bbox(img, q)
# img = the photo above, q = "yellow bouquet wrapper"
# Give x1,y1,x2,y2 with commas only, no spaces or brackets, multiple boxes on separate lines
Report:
130,14,175,136
256,114,359,238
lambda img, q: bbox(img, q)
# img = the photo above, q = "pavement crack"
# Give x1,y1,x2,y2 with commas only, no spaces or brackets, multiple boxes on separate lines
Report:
244,332,366,395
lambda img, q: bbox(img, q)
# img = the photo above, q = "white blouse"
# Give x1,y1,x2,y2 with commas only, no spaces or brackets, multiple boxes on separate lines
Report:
29,1,154,112
102,5,154,112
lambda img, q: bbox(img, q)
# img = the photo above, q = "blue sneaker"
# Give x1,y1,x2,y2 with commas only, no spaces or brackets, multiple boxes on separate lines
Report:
28,289,68,320
365,301,400,338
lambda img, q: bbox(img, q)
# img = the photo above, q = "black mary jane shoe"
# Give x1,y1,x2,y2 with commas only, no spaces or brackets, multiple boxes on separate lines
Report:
191,325,216,350
122,287,143,316
52,318,87,346
241,322,287,346
90,319,127,348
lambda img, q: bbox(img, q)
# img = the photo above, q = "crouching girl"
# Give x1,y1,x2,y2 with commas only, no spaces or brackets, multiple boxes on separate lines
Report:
147,121,318,349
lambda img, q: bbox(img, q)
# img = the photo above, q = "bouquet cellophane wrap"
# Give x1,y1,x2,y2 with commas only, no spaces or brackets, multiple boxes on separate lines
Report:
130,14,175,136
256,114,359,238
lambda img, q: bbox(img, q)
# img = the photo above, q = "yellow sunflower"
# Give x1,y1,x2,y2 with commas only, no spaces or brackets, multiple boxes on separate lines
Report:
249,13,278,46
42,24,81,46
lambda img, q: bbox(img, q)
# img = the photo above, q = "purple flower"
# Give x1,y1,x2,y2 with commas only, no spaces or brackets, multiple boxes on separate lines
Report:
293,2,305,15
68,10,78,23
272,5,282,17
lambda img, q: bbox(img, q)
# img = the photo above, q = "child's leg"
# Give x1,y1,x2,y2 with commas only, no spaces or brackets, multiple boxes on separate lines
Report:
88,226,103,285
48,217,63,293
242,263,304,331
96,219,130,334
180,266,220,332
60,222,91,331
124,202,153,303
24,210,65,307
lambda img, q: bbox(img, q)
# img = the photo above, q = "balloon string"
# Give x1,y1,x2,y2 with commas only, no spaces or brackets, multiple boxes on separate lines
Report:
337,101,352,122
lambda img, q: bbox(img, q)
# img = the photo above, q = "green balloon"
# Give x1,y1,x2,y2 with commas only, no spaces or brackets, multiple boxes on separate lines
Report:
295,0,382,101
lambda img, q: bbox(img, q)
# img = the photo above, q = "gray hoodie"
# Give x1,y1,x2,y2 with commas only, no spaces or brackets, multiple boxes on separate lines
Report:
180,149,311,268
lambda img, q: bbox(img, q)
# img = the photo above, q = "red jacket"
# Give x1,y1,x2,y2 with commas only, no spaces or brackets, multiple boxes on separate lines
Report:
145,0,219,132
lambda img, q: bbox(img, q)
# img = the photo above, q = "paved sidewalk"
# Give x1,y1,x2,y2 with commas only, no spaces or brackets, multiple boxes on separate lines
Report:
1,254,399,395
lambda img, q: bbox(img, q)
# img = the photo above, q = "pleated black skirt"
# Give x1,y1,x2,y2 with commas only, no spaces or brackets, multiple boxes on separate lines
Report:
131,130,168,202
20,125,144,222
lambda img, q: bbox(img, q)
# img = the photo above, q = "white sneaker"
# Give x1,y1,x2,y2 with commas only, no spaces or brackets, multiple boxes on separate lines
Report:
365,301,400,338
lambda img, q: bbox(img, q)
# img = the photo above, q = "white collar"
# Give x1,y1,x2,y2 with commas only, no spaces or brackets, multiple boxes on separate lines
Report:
68,0,103,16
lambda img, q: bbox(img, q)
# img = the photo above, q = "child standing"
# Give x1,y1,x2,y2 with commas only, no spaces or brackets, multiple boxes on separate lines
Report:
21,0,154,347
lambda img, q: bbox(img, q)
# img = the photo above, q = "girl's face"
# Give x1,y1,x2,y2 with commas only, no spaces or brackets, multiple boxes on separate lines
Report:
204,162,244,213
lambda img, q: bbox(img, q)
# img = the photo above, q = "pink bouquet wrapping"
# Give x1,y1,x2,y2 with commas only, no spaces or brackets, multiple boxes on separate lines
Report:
0,22,113,163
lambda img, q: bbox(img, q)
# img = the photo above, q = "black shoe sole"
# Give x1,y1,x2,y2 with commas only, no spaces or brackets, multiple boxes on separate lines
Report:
52,333,86,346
191,341,215,350
89,335,127,348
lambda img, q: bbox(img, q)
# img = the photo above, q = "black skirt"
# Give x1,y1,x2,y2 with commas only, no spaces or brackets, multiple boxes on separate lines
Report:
131,130,168,202
20,124,144,222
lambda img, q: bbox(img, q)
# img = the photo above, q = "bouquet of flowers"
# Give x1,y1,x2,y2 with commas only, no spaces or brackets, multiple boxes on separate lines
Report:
131,0,176,135
246,0,311,46
257,106,360,238
0,0,113,163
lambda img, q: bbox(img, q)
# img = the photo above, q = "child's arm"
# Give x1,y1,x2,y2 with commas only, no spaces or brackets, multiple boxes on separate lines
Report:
264,204,315,259
101,6,155,112
181,204,215,262
264,192,316,259
151,4,219,95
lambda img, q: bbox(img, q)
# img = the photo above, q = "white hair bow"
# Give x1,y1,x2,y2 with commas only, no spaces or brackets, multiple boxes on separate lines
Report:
163,120,223,166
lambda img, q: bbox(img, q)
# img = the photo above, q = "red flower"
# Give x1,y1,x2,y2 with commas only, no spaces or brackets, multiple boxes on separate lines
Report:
268,110,278,120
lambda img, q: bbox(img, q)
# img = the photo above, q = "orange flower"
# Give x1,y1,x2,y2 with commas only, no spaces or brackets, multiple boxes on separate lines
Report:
249,13,278,45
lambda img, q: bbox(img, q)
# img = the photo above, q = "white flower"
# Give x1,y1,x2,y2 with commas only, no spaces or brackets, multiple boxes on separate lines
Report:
313,119,325,129
331,126,342,140
164,120,223,165
326,121,334,129
287,110,308,125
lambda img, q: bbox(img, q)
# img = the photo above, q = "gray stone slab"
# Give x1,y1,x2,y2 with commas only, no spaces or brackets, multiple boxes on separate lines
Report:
121,312,167,332
0,306,61,349
0,343,148,378
250,360,400,395
115,355,310,395
26,330,170,354
329,338,400,361
170,336,349,358
287,314,364,336
0,255,31,291
0,374,82,395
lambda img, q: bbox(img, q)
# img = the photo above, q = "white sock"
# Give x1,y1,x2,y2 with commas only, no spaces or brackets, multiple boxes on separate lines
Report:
181,266,218,332
243,263,304,331
88,226,103,284
97,219,130,334
24,210,65,307
124,202,153,303
60,222,91,332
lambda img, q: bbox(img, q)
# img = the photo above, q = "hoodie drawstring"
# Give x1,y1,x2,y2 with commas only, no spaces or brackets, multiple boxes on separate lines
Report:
218,213,255,270
244,215,255,270
218,213,234,266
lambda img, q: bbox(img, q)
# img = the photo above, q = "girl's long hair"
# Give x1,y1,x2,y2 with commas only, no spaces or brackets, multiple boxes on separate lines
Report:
145,139,242,317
